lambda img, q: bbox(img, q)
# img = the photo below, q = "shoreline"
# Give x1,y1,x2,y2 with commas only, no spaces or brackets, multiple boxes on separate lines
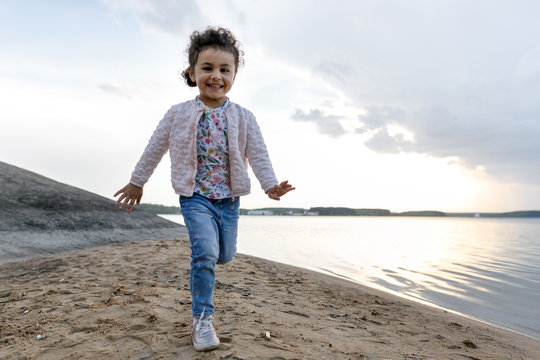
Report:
4,241,533,342
1,237,539,359
314,266,539,343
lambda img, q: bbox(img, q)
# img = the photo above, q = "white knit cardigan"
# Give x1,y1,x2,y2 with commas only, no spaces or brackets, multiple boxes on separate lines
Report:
130,99,278,198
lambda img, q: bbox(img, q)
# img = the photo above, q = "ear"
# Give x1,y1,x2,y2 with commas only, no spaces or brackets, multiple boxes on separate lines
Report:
188,67,195,82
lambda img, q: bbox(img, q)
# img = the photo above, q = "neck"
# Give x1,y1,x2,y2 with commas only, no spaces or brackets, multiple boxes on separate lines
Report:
198,96,227,109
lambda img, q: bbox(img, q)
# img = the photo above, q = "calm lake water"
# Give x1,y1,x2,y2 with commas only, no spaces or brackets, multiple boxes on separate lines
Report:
159,215,540,341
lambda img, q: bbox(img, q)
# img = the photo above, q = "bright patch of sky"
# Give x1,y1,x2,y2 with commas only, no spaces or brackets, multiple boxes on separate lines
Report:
1,0,540,212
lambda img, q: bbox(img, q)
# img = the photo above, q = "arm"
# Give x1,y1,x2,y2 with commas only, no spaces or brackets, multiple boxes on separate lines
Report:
129,107,175,188
114,106,175,212
245,116,278,192
245,116,295,201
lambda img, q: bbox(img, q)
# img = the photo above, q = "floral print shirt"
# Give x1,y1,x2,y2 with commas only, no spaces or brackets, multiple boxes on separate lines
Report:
194,96,231,199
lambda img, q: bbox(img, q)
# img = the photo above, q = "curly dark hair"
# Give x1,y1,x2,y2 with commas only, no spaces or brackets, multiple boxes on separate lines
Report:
181,27,244,87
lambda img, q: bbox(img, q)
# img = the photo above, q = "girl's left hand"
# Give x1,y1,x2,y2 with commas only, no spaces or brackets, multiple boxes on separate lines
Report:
267,180,295,201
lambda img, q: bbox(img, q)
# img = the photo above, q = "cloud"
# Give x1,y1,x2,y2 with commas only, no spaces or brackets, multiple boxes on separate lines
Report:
364,129,412,154
359,103,540,183
100,0,245,38
261,1,540,184
313,62,350,84
357,106,407,132
100,0,204,36
98,83,132,99
291,109,346,138
100,0,540,184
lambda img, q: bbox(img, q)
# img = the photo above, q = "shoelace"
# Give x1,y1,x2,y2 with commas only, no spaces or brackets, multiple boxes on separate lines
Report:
195,308,214,336
196,317,215,336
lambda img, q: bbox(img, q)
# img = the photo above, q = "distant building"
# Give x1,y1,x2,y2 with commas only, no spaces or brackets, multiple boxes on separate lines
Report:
246,210,274,216
292,211,318,216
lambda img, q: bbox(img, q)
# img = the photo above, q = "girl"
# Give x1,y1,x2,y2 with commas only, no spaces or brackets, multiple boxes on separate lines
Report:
114,27,294,352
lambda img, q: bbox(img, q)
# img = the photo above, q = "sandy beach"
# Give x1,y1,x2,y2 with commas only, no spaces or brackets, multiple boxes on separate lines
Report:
1,237,539,360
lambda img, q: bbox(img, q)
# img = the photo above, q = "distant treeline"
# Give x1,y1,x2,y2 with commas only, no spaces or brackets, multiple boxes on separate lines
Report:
309,207,392,216
240,207,438,216
138,203,180,214
139,203,540,218
239,208,304,216
241,208,540,218
446,211,540,218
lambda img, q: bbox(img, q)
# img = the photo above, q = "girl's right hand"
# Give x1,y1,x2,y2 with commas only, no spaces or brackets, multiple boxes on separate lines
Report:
114,183,143,212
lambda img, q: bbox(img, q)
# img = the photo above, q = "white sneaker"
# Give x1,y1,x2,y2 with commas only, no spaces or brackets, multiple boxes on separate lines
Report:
192,314,220,351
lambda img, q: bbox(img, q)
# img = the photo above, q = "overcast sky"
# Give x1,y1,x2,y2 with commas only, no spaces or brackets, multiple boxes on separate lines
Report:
1,0,539,212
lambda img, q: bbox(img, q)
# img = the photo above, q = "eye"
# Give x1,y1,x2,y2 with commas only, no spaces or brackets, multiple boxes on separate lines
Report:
202,66,212,71
221,68,230,73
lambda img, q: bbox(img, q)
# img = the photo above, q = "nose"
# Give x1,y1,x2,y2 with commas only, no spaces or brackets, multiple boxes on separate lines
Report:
210,70,221,80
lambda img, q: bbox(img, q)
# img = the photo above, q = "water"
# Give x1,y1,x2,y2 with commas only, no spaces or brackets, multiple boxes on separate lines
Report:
159,214,540,340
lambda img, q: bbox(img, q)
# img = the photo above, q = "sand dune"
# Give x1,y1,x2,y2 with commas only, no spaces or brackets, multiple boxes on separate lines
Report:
0,161,186,264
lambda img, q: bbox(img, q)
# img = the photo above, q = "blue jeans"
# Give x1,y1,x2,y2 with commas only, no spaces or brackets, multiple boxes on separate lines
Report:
180,193,240,317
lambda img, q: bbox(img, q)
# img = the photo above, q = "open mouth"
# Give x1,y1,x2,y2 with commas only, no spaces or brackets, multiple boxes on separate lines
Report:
208,84,223,89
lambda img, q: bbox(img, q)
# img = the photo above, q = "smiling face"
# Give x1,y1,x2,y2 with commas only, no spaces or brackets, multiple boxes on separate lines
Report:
188,47,237,108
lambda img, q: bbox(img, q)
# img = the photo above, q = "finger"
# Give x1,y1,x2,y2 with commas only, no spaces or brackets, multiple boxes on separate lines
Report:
279,180,289,186
119,193,129,204
277,186,294,197
279,187,291,194
127,198,136,212
116,193,126,205
120,196,130,210
114,188,124,197
270,192,281,201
